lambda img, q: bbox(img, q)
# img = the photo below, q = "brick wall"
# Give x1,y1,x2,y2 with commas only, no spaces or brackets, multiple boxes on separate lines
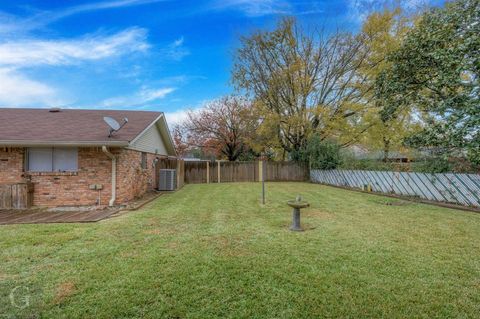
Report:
0,148,25,183
116,149,157,203
28,148,113,206
0,147,159,207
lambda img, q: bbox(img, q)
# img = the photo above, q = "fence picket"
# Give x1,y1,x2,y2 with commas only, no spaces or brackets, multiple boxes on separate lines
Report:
311,169,480,208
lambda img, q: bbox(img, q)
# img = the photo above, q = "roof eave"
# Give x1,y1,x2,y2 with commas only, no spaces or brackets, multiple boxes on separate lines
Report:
0,140,129,147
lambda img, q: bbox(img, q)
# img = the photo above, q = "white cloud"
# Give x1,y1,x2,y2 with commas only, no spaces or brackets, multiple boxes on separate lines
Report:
347,0,379,22
0,0,167,36
173,37,184,47
0,11,27,36
51,0,168,18
163,108,191,127
140,87,176,101
208,0,323,18
0,27,149,67
160,37,190,61
163,100,214,127
0,68,63,107
346,0,432,22
0,1,188,108
211,0,291,17
402,0,431,10
101,87,176,107
0,27,151,107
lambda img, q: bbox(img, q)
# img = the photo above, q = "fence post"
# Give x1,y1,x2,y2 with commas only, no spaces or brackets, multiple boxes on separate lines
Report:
262,161,265,204
217,160,221,183
206,161,210,184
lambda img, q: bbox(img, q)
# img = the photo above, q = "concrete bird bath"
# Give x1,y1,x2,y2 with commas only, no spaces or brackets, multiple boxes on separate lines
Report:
287,195,309,231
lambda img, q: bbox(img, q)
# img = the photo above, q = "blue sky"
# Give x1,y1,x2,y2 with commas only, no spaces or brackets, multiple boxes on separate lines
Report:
0,0,443,124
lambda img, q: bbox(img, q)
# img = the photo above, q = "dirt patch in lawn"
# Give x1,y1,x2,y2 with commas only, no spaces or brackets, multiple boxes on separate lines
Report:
120,250,140,259
53,281,76,305
385,200,411,206
303,210,335,219
146,217,161,226
144,229,162,235
0,272,16,281
144,224,190,237
198,234,254,257
166,241,181,249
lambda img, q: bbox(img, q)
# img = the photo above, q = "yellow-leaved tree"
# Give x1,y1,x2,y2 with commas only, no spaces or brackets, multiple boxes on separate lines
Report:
356,8,421,161
232,17,370,161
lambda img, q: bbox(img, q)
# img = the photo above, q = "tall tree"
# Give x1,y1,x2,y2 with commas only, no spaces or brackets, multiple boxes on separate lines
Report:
376,0,480,164
232,17,369,160
183,96,257,161
356,8,420,161
171,124,189,158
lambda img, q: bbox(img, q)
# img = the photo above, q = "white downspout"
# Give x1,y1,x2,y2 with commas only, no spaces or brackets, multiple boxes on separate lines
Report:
102,146,116,207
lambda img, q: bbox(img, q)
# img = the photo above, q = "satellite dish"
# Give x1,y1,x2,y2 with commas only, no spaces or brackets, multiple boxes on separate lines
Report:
104,117,120,130
104,116,128,137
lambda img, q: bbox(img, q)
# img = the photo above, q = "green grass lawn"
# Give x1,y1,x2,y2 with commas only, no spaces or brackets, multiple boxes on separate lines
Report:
1,182,480,318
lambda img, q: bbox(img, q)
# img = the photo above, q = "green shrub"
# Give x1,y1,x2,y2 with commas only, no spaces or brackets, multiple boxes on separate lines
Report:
338,156,478,173
413,158,452,173
339,159,395,171
307,136,342,170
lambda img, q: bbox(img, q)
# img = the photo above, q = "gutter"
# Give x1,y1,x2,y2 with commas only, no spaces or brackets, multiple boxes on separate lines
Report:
102,146,116,207
0,140,129,147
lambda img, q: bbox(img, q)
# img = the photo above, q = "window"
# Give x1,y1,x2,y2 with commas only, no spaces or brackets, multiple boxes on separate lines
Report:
27,147,78,172
141,152,147,169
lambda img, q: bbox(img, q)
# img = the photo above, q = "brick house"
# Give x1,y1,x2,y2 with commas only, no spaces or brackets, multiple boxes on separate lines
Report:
0,108,176,207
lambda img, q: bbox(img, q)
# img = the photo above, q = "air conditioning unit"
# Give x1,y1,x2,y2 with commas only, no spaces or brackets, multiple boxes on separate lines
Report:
159,169,177,191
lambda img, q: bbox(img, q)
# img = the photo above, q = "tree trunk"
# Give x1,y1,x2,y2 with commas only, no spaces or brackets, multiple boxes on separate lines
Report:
382,137,390,163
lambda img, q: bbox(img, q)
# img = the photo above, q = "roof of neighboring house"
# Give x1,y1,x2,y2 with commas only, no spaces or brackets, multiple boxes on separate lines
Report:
0,108,175,154
183,158,208,161
344,144,420,160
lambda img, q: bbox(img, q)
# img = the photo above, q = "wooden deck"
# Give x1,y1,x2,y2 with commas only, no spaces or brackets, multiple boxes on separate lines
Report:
0,192,163,225
0,208,118,225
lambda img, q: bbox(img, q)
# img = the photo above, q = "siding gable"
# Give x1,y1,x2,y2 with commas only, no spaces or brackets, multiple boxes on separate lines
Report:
128,123,168,155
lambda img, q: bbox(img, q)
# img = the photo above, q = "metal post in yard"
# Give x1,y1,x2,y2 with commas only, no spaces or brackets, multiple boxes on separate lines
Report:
206,161,210,184
262,159,266,205
217,160,221,183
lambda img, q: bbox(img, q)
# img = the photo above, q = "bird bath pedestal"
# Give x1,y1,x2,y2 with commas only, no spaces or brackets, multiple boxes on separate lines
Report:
287,196,309,232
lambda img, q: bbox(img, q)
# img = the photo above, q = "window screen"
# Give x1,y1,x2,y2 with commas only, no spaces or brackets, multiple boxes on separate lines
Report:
27,148,78,172
53,148,78,171
27,148,53,172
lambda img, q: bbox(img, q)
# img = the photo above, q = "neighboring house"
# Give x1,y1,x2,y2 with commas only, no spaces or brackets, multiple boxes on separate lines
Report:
344,144,420,162
0,108,176,207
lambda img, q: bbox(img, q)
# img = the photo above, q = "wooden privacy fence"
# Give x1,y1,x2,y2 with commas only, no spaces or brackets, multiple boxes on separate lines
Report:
265,162,308,181
184,161,308,184
311,169,480,208
0,182,34,209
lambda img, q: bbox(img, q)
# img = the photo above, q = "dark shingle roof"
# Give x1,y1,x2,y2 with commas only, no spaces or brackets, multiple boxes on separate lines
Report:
0,108,162,146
